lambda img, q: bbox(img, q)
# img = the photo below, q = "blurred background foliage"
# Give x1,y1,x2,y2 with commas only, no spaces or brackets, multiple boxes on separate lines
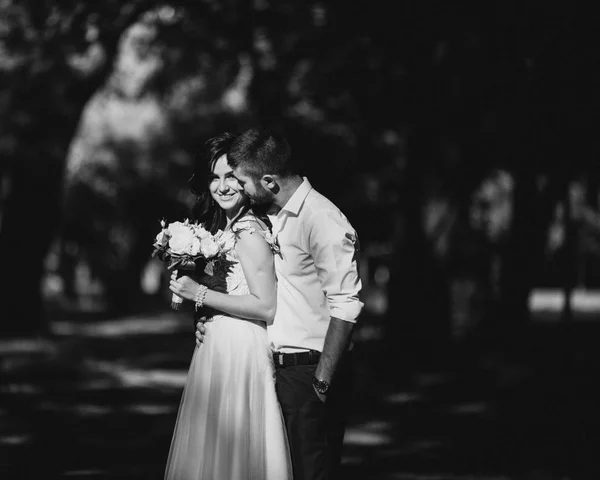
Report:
1,0,600,351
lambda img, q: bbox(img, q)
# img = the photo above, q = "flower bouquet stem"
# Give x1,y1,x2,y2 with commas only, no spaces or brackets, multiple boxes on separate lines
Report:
171,292,184,310
169,260,196,311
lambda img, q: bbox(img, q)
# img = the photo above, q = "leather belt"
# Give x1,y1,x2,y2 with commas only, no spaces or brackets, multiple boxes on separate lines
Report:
274,350,320,367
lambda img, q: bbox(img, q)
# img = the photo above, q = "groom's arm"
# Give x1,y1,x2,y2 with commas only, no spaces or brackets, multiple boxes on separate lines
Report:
314,316,354,385
308,210,363,400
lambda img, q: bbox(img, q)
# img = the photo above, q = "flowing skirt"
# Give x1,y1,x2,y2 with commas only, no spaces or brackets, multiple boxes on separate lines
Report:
164,315,292,480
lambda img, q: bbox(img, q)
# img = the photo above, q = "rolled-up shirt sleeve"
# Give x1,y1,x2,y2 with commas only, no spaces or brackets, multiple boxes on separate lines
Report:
307,210,364,323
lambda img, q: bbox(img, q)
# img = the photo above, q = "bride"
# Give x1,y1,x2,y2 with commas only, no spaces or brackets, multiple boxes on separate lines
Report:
164,132,292,480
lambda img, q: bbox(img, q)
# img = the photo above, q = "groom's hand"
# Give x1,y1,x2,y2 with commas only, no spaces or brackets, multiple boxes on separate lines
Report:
195,320,207,347
312,385,327,404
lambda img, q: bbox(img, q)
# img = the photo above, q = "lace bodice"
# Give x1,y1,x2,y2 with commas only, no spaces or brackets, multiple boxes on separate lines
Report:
217,216,274,297
223,243,250,296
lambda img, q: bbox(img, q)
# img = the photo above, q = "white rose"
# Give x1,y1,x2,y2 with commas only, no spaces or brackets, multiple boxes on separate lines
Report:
168,221,195,255
200,237,219,258
187,237,201,256
194,224,211,239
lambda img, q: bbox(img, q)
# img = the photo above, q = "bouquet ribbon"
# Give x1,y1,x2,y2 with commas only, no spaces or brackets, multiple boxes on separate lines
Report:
169,257,197,310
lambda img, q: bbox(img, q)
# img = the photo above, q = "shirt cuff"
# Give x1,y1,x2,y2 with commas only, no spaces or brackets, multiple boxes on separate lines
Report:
330,300,364,323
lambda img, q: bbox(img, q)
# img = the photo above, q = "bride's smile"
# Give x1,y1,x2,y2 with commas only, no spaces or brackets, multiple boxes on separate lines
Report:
209,154,247,215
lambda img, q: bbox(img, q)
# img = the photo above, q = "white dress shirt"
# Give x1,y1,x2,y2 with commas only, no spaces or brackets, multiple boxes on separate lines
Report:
267,178,363,353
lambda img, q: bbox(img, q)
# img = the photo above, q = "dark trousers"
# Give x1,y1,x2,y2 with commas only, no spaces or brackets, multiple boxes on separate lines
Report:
275,353,353,480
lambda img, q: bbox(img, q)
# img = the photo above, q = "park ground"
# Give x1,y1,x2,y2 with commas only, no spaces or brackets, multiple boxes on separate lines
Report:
1,296,599,480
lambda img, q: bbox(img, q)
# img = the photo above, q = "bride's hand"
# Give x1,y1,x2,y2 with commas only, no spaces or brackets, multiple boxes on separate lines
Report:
169,271,203,302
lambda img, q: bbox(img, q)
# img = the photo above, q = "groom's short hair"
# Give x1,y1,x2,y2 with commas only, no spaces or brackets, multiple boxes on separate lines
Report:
228,127,293,179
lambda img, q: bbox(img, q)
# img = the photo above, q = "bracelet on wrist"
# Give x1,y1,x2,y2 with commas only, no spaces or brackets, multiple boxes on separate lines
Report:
194,285,208,312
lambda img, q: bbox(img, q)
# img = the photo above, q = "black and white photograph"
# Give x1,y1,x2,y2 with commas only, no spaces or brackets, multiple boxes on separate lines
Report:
0,1,597,479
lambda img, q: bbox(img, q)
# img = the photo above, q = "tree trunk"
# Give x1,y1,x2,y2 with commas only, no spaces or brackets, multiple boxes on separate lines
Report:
0,4,148,336
0,86,97,337
386,131,452,370
494,172,549,347
0,150,68,335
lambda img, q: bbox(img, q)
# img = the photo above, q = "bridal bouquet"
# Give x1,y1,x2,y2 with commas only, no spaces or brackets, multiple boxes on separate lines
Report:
152,219,234,310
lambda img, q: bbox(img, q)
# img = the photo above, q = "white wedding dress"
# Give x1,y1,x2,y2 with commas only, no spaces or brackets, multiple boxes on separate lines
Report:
164,218,292,480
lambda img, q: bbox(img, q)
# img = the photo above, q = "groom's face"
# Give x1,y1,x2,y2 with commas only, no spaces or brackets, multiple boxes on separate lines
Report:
231,166,273,206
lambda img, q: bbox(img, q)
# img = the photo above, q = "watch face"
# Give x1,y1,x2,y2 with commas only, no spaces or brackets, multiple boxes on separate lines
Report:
313,378,329,394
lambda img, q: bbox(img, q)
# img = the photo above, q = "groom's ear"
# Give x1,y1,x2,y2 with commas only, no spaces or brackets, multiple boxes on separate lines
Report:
261,175,277,190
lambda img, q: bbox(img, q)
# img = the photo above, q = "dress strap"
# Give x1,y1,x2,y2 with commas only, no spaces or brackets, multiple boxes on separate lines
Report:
229,215,280,255
230,215,260,235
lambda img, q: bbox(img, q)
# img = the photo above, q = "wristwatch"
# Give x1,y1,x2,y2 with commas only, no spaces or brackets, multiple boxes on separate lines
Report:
312,376,330,395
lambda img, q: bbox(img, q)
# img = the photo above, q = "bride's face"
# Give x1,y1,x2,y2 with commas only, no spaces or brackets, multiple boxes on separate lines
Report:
209,155,247,214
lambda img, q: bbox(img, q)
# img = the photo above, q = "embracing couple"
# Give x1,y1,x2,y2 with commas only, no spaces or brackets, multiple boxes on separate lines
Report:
164,127,363,480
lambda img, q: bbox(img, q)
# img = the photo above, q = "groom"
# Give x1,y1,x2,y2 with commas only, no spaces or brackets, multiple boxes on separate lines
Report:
197,127,363,480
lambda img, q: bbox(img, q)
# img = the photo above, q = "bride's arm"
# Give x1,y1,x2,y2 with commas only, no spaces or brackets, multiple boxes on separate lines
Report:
170,229,276,323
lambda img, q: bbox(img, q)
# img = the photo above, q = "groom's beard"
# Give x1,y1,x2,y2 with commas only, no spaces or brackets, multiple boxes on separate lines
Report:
248,184,273,206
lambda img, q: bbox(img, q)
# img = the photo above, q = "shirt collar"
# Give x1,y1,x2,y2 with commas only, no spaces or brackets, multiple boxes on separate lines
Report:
279,177,312,216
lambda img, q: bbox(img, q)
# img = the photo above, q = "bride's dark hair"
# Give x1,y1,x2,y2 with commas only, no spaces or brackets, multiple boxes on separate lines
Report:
188,132,271,233
188,132,241,233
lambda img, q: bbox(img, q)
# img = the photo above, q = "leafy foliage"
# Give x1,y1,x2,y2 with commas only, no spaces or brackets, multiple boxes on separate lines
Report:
2,0,599,340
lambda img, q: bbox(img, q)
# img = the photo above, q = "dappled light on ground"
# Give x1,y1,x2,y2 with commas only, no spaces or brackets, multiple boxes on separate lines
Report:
0,308,597,479
0,338,56,355
529,289,600,320
345,421,394,447
86,359,188,389
61,470,106,478
0,434,31,447
51,314,188,338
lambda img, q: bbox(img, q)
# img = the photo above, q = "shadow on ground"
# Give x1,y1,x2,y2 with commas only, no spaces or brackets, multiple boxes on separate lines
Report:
1,300,598,480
